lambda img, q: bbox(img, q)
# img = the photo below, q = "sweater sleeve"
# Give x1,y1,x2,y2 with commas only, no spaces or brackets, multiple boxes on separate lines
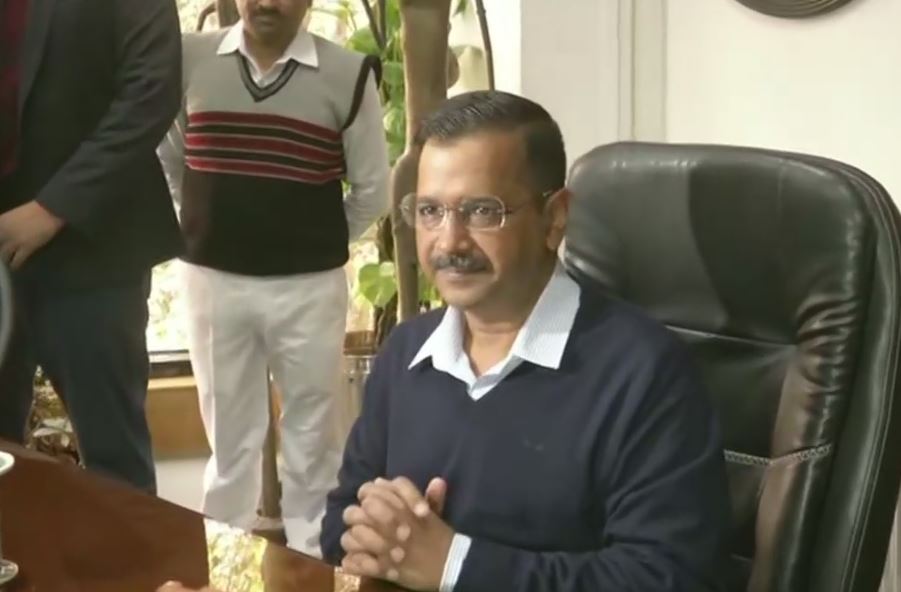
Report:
341,68,390,242
157,101,186,212
320,334,396,563
455,339,730,592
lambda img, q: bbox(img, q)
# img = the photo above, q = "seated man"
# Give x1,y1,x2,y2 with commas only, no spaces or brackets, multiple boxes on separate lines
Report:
319,90,731,592
156,91,730,592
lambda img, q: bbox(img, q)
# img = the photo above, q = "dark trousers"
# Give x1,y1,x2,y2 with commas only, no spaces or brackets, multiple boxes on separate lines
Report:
0,272,156,492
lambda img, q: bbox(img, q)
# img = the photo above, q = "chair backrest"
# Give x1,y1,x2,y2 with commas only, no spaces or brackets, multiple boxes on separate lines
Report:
563,142,901,592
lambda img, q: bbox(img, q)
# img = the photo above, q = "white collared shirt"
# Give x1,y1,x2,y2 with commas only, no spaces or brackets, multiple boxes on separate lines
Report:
216,22,319,86
409,262,582,401
410,263,583,591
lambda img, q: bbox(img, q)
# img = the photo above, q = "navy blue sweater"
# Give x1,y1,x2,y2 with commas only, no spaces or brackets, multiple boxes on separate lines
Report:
321,290,730,591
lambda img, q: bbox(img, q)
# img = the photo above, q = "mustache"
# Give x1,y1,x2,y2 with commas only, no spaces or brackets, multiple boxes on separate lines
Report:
252,8,283,18
430,253,490,273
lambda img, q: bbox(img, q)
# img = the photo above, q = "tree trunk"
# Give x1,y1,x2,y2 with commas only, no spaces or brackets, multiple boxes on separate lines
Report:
391,0,454,323
474,0,495,90
197,1,216,32
215,0,240,27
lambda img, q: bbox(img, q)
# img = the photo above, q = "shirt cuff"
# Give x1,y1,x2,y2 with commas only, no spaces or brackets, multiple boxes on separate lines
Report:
439,533,472,592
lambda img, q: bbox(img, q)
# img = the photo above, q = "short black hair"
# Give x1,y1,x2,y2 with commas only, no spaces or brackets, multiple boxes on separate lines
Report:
415,90,566,194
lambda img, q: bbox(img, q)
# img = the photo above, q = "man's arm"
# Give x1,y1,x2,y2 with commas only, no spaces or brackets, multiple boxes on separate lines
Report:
342,70,390,242
451,343,730,592
36,0,182,236
321,344,393,563
158,102,187,213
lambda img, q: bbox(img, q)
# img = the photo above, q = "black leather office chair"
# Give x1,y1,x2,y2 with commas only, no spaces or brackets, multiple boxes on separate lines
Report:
563,142,901,592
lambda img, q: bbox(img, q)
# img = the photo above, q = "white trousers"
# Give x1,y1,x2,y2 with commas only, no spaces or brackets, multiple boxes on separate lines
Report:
182,263,348,556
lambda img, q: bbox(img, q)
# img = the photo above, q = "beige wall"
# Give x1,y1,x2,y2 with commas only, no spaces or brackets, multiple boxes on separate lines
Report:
484,0,627,161
664,0,901,201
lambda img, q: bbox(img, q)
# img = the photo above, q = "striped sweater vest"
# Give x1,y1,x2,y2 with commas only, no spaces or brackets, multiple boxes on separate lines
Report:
179,31,379,276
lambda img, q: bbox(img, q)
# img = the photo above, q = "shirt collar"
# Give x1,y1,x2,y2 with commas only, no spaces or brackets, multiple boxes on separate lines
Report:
217,21,319,68
409,263,582,372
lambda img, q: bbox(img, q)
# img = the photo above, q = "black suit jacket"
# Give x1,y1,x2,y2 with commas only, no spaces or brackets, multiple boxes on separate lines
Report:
1,0,184,289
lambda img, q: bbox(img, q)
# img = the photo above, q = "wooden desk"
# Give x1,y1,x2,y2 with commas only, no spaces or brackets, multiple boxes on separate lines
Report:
0,441,397,592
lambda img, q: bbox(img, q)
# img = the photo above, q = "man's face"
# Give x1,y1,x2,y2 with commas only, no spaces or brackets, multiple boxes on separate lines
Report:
237,0,310,42
414,130,568,314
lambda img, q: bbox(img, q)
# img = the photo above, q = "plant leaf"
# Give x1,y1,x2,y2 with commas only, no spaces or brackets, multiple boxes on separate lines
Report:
358,262,397,307
385,0,401,32
381,61,405,88
382,103,406,164
418,269,443,305
383,103,405,140
346,27,380,56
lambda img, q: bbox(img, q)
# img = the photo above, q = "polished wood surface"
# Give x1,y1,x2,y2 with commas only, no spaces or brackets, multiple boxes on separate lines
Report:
0,441,398,592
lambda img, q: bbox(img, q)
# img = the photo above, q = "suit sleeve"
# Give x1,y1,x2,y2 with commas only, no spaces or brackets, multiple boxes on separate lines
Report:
36,0,182,236
454,341,731,592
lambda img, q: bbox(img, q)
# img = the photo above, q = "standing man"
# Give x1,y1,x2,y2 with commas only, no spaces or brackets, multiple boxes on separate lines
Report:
0,0,183,492
158,0,390,555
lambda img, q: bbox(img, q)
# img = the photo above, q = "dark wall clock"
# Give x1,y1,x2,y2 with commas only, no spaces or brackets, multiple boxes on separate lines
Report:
734,0,856,18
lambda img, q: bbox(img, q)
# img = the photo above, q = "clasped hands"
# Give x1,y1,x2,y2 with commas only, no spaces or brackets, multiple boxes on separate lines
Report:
156,476,457,592
340,476,456,591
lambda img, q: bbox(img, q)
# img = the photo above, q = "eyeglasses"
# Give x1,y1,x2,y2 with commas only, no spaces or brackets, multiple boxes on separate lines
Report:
400,191,556,232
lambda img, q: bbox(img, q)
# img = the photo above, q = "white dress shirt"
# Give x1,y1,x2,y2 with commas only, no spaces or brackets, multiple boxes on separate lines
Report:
217,19,318,86
409,262,583,591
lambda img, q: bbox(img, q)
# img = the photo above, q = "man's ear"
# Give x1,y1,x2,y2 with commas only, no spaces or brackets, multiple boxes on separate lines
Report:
544,187,571,252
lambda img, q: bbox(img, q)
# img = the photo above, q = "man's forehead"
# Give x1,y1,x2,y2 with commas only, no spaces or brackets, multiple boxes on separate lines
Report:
420,134,525,177
416,164,512,198
422,129,524,154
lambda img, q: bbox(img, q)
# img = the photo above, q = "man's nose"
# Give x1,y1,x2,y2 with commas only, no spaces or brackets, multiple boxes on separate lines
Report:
434,210,473,253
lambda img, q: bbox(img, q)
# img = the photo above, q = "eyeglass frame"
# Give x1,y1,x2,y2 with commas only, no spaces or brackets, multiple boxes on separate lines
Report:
399,189,559,232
